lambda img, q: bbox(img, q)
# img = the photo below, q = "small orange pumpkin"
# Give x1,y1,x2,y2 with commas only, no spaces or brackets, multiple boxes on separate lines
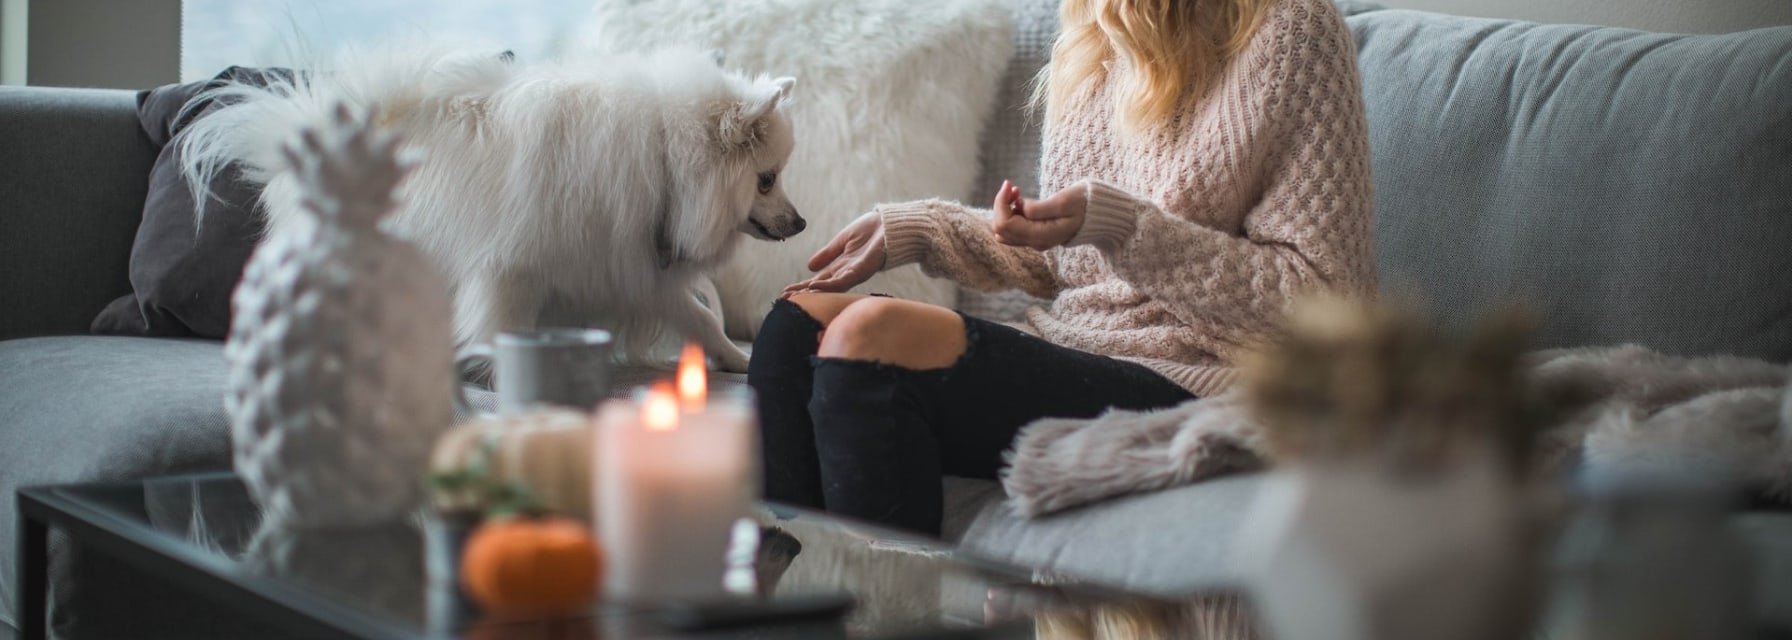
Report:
460,516,604,618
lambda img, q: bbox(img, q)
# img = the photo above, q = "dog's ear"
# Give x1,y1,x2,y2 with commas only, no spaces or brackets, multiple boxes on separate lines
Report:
769,76,795,101
717,76,796,149
450,95,491,125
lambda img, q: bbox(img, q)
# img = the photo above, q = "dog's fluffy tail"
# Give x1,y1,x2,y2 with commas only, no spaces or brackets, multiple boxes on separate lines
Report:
176,68,318,225
176,42,516,227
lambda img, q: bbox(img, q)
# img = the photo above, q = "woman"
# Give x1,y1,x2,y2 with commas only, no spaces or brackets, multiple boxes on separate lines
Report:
749,0,1374,535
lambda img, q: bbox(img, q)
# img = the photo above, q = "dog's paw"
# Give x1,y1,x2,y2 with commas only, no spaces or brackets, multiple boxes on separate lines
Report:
713,346,752,373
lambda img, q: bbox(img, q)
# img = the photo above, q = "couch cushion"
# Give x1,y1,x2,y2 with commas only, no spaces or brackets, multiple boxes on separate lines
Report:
1335,0,1387,16
0,336,507,631
1349,12,1792,360
957,0,1060,323
959,473,1264,595
0,88,153,341
0,336,233,629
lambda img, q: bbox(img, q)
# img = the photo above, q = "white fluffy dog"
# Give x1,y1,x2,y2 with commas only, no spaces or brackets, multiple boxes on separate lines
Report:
180,45,803,371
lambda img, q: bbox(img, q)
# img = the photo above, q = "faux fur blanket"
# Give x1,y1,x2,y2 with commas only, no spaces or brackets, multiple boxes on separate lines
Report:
1001,345,1792,517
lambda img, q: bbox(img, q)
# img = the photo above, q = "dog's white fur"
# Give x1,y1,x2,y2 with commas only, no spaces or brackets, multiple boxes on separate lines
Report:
179,44,803,371
581,0,1016,339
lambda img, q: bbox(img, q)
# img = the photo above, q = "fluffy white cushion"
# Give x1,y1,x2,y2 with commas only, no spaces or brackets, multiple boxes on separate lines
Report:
579,0,1015,338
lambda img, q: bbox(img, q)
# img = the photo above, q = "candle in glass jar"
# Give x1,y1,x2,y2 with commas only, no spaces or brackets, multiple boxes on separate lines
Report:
594,345,756,602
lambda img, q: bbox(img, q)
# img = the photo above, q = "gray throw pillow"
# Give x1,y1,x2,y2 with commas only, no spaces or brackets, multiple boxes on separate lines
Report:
91,66,290,339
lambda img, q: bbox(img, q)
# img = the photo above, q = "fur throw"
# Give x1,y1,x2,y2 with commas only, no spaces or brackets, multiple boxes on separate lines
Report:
1002,345,1792,517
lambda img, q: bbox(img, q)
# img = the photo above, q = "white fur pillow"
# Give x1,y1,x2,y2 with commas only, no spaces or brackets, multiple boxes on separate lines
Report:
578,0,1015,339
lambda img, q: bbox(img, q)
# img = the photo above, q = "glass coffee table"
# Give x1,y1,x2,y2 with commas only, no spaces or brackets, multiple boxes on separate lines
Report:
17,473,1255,639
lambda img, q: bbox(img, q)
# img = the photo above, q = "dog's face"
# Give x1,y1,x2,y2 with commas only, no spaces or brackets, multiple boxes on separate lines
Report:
739,99,803,242
659,69,805,269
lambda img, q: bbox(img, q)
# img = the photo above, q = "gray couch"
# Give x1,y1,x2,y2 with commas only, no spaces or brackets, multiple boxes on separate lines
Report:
5,2,1792,635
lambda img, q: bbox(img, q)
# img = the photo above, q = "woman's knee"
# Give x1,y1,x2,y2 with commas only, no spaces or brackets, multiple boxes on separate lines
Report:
750,298,830,372
753,293,868,357
817,298,967,369
785,292,868,327
758,297,823,336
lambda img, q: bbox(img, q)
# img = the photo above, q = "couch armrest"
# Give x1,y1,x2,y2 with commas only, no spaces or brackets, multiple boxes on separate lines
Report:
0,87,155,340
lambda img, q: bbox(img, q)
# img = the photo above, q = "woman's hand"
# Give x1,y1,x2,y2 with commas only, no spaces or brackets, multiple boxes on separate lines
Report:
993,180,1085,250
782,210,886,297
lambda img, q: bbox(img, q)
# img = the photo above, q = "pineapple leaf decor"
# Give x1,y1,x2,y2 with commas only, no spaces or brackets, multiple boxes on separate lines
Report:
226,104,457,529
1238,296,1545,474
1233,297,1552,640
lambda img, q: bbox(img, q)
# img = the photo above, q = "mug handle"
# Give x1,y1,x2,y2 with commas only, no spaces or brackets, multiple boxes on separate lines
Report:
452,343,495,418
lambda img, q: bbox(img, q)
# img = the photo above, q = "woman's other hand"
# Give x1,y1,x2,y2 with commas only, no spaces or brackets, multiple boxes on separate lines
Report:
782,211,887,297
993,180,1085,250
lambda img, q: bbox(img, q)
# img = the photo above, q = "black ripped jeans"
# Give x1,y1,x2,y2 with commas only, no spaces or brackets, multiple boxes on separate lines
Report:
747,298,1197,536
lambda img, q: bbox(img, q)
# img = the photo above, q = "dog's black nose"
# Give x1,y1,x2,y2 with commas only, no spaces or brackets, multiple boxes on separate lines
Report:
792,217,807,234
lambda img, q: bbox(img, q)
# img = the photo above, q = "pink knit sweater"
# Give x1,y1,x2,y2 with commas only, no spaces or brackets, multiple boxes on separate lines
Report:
878,0,1374,397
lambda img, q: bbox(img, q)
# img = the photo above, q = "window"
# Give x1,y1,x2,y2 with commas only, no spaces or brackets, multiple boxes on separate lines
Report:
181,0,591,82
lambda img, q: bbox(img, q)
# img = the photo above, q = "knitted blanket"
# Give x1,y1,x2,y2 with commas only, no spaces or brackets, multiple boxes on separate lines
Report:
1001,345,1792,516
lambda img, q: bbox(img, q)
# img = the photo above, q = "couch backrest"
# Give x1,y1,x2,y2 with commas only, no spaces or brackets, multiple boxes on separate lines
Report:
959,0,1060,322
1349,9,1792,361
0,87,154,341
968,1,1792,362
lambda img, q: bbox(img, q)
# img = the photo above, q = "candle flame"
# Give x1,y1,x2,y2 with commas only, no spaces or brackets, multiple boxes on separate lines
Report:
643,382,679,431
677,341,706,408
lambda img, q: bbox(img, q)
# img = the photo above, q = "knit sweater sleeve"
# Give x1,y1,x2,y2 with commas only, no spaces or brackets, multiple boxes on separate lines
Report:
1066,0,1376,345
877,199,1061,300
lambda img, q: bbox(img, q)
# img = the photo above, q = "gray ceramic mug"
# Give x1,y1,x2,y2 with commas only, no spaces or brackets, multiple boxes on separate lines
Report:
454,327,614,416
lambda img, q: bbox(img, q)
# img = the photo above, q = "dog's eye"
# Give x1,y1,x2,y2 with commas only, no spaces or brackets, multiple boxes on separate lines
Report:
757,172,776,195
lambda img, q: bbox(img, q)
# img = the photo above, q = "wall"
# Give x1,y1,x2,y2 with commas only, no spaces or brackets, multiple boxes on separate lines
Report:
4,0,1787,90
1,0,25,85
1376,0,1792,33
23,0,179,89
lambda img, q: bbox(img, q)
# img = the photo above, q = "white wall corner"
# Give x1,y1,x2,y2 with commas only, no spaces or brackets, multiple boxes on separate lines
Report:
25,0,180,89
1,0,27,85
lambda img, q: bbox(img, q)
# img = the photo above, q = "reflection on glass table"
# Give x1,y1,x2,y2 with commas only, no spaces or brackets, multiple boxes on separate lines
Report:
21,472,1262,639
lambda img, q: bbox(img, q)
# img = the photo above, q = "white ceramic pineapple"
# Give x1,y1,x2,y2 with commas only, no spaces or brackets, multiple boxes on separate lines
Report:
226,104,456,529
1233,451,1535,640
241,519,425,621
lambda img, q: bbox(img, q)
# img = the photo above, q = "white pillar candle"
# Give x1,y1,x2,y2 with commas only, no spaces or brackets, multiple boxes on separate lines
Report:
594,346,757,603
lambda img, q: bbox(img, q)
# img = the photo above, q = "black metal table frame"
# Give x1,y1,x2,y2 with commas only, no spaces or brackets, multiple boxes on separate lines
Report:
16,478,422,640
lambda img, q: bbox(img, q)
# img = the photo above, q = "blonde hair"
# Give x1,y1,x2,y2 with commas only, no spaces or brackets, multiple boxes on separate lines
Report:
1036,603,1176,640
1034,0,1276,136
1033,596,1257,640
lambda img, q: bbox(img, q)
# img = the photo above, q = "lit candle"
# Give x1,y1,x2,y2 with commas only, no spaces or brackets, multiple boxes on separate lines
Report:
594,344,756,602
